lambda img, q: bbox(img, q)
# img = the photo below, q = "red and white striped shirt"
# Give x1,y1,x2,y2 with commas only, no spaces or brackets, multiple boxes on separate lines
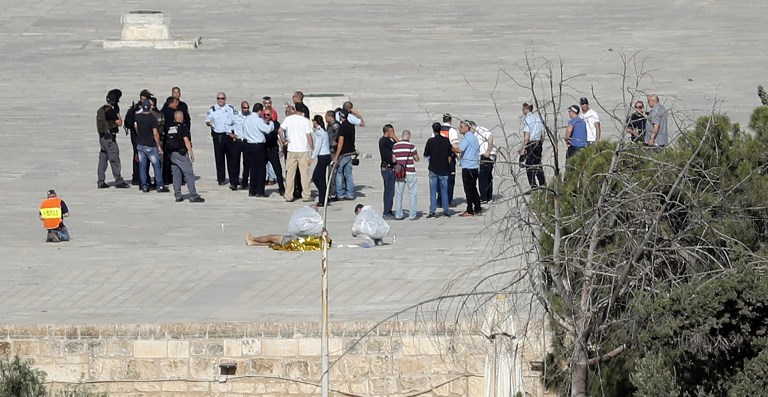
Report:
393,141,417,175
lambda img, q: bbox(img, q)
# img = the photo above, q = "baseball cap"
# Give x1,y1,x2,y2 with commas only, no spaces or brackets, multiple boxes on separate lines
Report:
47,189,56,196
568,105,580,114
579,97,589,105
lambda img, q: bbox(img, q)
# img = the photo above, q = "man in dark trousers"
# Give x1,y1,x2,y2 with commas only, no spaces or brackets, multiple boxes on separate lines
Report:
263,107,284,196
96,89,130,189
205,92,236,186
379,124,398,217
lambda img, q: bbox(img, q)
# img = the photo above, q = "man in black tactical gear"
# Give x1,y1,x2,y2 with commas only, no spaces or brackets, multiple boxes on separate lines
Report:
96,89,130,189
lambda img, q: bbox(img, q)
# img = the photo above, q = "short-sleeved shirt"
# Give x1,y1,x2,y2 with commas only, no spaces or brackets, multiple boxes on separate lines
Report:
165,122,190,154
522,112,544,141
646,104,669,146
379,136,396,168
338,121,356,155
581,109,600,142
459,132,480,169
282,114,312,152
476,126,496,157
424,135,453,176
327,121,341,152
393,141,417,175
568,117,588,148
135,112,159,147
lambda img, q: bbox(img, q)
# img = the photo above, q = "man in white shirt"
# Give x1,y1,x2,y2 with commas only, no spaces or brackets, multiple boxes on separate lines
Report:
472,121,496,202
279,106,314,202
579,97,601,144
439,113,460,206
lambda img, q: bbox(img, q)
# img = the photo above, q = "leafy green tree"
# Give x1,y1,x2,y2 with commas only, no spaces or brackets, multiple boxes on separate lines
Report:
632,269,768,396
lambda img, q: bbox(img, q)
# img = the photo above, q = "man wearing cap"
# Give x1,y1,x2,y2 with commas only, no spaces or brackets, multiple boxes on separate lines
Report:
646,95,669,147
205,92,236,186
135,100,168,193
565,105,589,161
39,190,69,243
579,97,601,144
439,113,460,206
96,89,130,189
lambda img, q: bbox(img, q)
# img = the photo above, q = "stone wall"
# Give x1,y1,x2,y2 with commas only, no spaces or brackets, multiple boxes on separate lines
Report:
0,321,550,397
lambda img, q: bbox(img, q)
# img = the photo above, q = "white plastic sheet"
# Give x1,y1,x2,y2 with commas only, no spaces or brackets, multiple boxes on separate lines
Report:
286,206,323,236
351,206,390,240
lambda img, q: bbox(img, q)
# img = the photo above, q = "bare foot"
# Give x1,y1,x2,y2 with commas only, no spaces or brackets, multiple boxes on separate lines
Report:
245,232,255,246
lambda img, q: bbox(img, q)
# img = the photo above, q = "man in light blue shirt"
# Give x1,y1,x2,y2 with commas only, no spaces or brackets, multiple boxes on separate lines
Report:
205,92,236,186
232,101,250,190
240,103,274,197
520,103,546,188
455,121,482,216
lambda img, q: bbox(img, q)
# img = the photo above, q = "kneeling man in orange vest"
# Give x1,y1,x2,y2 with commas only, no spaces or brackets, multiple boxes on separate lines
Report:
39,189,70,243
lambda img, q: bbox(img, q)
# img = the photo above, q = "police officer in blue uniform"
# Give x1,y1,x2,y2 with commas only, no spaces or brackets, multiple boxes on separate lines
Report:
205,92,236,185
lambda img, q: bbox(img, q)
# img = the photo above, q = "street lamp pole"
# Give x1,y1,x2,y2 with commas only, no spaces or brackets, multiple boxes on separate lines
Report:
320,163,337,397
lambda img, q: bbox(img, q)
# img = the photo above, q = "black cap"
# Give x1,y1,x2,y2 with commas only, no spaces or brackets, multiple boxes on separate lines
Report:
106,89,122,104
568,105,580,114
47,189,56,196
579,97,589,105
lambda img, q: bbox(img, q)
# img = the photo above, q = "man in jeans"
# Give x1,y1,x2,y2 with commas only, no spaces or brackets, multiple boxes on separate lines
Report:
393,130,420,220
455,121,482,216
333,111,357,200
379,124,398,217
134,100,168,193
424,122,453,218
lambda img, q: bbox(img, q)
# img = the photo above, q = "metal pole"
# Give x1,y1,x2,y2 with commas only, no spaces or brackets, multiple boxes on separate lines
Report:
320,161,337,397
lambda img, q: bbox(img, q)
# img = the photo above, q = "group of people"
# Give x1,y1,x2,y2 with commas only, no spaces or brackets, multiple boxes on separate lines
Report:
518,94,670,189
94,87,368,207
378,113,496,219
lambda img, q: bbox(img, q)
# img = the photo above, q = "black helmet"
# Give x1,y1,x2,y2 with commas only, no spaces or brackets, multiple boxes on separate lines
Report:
106,89,122,104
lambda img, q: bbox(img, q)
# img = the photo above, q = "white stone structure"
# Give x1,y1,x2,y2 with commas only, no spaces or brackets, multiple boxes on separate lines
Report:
102,10,199,49
302,94,350,119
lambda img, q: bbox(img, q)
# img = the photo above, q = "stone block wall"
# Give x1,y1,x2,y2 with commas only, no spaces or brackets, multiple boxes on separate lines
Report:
0,321,550,397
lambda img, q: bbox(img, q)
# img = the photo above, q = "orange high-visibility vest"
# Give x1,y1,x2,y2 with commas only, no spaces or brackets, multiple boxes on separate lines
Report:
39,198,62,229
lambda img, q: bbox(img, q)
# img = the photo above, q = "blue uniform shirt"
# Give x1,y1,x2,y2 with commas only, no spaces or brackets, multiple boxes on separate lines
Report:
241,114,274,144
232,112,246,139
523,112,544,141
206,104,235,134
459,131,480,169
568,117,588,148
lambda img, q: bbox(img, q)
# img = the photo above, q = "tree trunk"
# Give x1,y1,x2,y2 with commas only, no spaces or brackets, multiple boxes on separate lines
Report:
571,340,589,397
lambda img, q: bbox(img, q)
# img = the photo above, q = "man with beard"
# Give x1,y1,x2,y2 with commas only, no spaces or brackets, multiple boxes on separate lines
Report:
96,89,130,189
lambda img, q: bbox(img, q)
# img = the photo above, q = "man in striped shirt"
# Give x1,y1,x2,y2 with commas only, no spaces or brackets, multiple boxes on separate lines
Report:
392,130,420,220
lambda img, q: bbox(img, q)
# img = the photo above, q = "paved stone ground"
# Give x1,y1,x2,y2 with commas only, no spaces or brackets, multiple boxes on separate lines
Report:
0,0,765,325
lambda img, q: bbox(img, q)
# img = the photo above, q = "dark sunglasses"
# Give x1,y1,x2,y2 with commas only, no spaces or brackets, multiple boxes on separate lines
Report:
217,97,226,100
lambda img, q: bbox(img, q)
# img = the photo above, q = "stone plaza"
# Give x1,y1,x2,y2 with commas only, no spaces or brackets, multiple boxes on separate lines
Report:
0,0,766,395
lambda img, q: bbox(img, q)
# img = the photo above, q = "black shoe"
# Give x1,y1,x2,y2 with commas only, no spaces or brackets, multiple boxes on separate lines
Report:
218,181,227,186
97,182,110,189
426,213,437,218
141,186,150,193
157,187,170,193
278,189,286,196
115,181,130,189
229,185,238,191
175,196,184,202
329,196,339,202
189,196,205,203
131,180,140,186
